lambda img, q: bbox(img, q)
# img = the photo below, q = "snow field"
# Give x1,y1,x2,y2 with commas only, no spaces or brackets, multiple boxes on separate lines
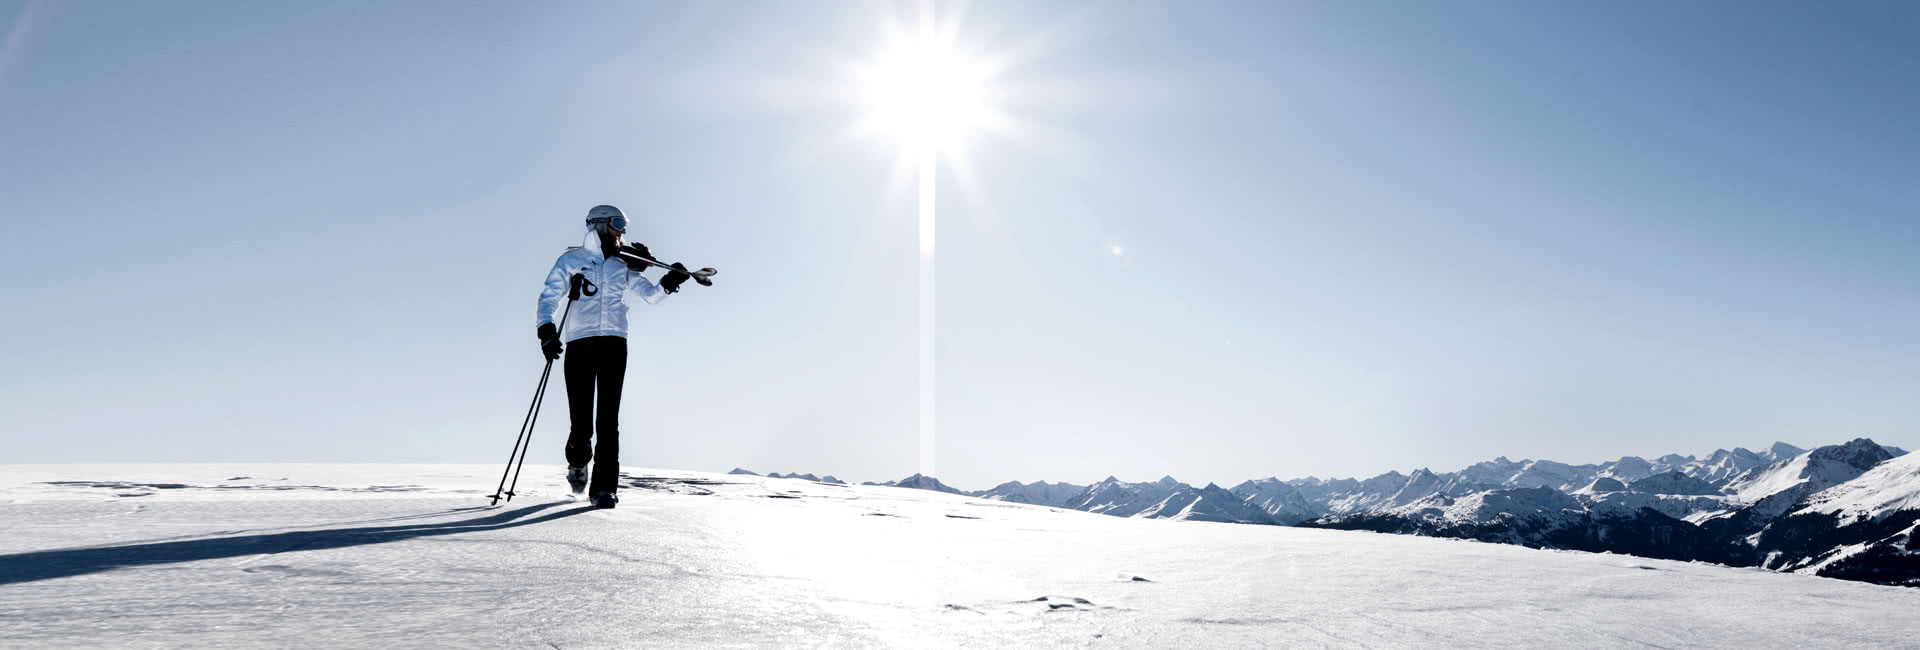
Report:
1,465,1916,649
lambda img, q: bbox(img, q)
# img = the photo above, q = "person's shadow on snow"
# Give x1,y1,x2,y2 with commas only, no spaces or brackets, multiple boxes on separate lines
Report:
0,502,591,586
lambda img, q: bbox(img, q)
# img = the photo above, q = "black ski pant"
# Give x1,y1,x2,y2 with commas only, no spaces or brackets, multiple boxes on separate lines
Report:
563,336,627,496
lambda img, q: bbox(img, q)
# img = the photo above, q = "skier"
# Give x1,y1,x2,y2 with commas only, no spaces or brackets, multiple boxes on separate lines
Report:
536,205,697,509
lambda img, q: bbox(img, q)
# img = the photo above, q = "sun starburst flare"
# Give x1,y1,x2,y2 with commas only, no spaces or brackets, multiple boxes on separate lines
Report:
852,23,999,159
850,1,1017,481
747,1,1095,480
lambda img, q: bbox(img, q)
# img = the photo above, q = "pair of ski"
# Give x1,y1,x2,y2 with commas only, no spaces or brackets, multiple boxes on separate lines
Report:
617,248,717,287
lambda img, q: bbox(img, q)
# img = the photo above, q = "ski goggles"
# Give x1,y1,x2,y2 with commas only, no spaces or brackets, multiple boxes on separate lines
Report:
587,215,628,232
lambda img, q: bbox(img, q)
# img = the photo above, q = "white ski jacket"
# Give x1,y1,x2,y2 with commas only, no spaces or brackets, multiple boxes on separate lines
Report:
537,229,668,342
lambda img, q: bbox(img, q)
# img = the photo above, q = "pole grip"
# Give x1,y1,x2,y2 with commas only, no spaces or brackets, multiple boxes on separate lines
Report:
568,273,597,300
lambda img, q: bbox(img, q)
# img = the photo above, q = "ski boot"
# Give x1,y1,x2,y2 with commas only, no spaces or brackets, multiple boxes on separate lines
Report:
589,491,619,510
566,466,589,497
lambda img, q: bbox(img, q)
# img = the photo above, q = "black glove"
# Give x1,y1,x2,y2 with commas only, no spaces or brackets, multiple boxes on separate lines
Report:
614,243,654,271
660,262,691,294
537,323,562,360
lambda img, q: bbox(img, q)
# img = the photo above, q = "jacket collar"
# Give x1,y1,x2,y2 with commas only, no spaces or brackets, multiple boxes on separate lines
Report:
580,227,606,260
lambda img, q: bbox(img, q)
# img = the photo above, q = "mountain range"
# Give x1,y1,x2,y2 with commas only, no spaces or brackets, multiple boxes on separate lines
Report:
738,438,1920,588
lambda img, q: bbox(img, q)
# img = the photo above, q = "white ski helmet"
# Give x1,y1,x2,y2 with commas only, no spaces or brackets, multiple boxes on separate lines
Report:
585,204,629,233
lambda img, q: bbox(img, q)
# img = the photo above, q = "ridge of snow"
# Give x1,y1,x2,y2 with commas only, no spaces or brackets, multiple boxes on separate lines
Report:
1795,451,1920,522
1724,439,1893,504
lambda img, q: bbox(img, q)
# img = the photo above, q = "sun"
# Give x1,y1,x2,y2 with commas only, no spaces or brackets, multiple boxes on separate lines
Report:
851,18,997,157
832,1,1049,482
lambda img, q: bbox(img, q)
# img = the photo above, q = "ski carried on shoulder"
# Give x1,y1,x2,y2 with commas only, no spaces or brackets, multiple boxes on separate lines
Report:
614,245,716,286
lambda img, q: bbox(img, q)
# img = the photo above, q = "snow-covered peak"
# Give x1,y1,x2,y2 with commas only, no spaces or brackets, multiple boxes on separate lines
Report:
1794,450,1920,522
1724,439,1894,504
867,473,964,494
1429,487,1582,525
1066,475,1192,517
973,480,1086,508
1808,438,1894,467
1230,477,1320,524
1506,459,1597,492
1389,469,1446,506
1581,490,1733,521
1603,456,1656,483
1768,442,1807,462
1359,471,1407,492
1626,471,1719,496
1318,477,1359,492
1458,456,1524,485
1229,477,1284,494
766,472,836,483
1686,447,1770,484
727,468,760,476
1655,453,1694,467
1577,476,1628,494
1314,471,1412,515
1135,483,1273,524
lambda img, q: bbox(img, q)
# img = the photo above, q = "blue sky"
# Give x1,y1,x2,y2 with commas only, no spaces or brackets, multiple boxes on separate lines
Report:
2,1,1916,488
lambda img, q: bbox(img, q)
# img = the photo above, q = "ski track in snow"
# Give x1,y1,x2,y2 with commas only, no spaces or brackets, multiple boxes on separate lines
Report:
1,465,1916,650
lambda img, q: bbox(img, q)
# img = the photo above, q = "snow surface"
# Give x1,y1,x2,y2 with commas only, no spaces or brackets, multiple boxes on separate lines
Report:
3,464,1917,650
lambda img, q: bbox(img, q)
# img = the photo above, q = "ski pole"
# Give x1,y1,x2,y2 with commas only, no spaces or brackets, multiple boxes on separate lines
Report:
488,308,565,505
487,336,558,505
489,274,593,505
504,274,596,501
501,357,560,501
